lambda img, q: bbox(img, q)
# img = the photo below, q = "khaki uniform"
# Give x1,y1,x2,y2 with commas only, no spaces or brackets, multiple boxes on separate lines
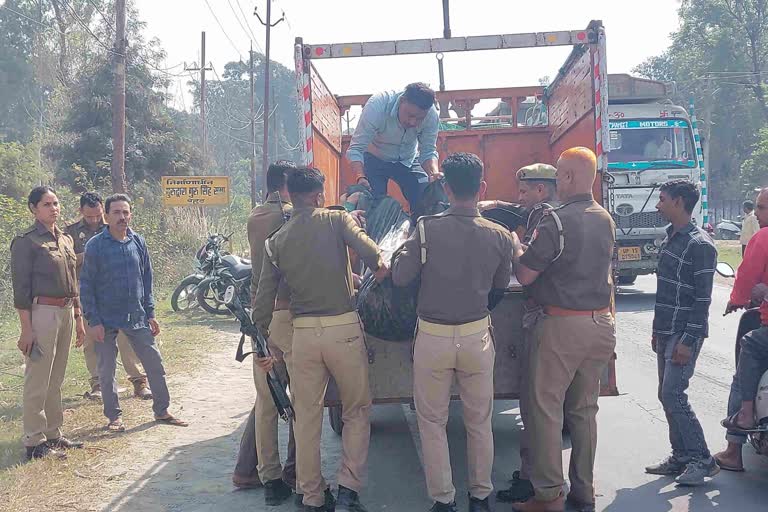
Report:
392,206,513,504
10,221,79,447
518,193,616,503
253,206,383,508
66,219,145,387
237,194,296,486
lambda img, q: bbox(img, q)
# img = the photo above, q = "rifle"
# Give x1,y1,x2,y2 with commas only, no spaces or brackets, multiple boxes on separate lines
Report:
225,286,295,422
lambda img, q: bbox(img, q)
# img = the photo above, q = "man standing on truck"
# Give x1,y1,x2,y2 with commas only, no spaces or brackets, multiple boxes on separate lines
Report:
645,179,719,486
252,167,389,512
391,152,515,512
231,161,296,504
346,82,441,218
510,148,616,512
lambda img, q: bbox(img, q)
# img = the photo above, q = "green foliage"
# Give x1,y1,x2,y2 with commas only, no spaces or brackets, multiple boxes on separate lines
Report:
0,142,51,198
741,127,768,194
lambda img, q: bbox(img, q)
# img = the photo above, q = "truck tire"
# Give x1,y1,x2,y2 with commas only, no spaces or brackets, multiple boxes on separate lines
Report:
617,275,637,286
328,405,344,435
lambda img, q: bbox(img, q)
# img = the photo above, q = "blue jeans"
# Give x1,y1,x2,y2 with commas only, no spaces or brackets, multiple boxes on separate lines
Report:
363,152,429,217
727,326,768,444
96,326,171,422
656,334,711,460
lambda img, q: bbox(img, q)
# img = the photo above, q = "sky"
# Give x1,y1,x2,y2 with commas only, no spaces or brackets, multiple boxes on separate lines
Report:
135,0,683,113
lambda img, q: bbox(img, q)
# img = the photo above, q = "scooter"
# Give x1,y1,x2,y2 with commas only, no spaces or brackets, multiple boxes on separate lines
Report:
715,218,742,240
716,262,768,456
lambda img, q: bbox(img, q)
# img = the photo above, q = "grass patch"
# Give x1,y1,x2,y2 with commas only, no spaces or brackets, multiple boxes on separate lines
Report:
716,240,743,270
0,289,239,494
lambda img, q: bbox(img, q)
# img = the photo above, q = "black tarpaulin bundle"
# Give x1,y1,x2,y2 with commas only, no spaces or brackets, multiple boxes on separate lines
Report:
356,183,527,342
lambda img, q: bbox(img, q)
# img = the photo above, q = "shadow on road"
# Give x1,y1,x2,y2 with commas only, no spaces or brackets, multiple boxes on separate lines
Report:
616,287,656,313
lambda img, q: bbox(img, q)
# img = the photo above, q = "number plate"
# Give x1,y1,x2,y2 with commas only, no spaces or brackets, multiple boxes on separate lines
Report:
618,247,642,261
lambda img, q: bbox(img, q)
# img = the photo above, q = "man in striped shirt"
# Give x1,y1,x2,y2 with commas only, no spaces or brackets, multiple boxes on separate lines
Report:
645,179,719,486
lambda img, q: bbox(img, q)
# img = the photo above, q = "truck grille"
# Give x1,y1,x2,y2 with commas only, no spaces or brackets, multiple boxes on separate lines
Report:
613,211,668,229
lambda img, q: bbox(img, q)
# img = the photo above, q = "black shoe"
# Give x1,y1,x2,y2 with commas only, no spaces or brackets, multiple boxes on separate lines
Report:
26,443,66,461
47,437,84,450
496,471,534,503
468,494,490,512
337,485,367,512
430,501,457,512
304,488,336,511
264,478,292,506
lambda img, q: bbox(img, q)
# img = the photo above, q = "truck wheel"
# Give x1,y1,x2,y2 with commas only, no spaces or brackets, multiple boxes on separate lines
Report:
617,275,637,286
328,405,344,435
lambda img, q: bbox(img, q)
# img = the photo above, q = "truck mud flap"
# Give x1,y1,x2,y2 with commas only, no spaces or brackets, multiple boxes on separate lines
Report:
599,352,619,396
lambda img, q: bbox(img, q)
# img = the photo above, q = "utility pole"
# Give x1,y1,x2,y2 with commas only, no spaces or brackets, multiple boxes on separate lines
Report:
272,86,278,161
250,42,258,207
111,0,128,193
186,33,213,171
255,1,285,200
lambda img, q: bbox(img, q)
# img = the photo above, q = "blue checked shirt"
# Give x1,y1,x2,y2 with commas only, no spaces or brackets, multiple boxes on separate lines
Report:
652,222,717,346
346,90,439,167
80,228,155,329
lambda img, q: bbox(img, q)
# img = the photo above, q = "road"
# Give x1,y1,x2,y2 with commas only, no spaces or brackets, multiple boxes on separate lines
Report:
101,275,768,512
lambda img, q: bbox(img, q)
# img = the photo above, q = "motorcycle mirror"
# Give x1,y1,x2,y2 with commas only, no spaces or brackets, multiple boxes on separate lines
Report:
716,262,736,278
224,285,236,305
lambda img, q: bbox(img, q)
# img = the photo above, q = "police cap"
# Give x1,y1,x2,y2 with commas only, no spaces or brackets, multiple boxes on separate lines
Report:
516,163,557,182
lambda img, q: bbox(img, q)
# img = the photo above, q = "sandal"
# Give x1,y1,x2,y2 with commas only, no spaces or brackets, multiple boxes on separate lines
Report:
107,418,126,432
713,454,745,472
721,412,756,432
155,415,189,427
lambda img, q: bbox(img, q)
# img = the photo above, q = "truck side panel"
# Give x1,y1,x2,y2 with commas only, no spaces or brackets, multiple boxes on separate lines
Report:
309,63,342,204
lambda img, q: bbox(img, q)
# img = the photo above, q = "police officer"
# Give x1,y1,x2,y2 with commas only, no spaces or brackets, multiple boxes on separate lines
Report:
510,148,616,512
11,186,86,460
231,161,297,504
478,163,557,246
392,152,515,512
252,167,388,512
479,164,558,504
66,192,150,401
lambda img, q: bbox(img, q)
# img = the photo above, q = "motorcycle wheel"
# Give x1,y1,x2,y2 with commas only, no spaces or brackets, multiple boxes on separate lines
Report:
171,275,202,312
196,282,232,316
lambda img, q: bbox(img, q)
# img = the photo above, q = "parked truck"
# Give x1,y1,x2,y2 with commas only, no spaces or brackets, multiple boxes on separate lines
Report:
291,20,618,432
606,74,705,284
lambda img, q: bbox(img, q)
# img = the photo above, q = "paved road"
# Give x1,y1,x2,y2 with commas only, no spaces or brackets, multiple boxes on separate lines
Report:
107,275,768,511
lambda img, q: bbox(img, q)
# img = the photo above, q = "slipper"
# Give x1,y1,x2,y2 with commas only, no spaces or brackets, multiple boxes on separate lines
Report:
721,412,756,431
107,419,126,432
155,415,189,427
713,455,745,472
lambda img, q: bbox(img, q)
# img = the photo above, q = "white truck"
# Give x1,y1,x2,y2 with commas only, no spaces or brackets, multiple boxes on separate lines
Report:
606,74,704,284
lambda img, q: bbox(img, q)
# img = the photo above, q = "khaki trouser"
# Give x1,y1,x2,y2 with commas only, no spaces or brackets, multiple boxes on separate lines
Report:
254,310,295,483
22,304,73,447
527,313,615,502
517,326,534,480
413,318,495,504
291,313,371,508
83,325,145,386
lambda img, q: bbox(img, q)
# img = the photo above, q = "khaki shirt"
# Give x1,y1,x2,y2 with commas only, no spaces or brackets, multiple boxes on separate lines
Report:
523,202,555,245
247,194,292,307
520,193,615,310
10,221,79,310
741,212,760,245
65,218,105,276
392,206,514,325
253,207,383,334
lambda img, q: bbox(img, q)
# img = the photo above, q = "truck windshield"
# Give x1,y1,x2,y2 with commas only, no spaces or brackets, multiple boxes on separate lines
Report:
608,119,696,170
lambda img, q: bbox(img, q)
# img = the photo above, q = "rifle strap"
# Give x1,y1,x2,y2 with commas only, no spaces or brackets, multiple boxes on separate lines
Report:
235,333,254,362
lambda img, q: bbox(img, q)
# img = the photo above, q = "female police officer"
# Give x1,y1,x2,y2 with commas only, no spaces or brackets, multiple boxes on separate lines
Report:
11,186,86,460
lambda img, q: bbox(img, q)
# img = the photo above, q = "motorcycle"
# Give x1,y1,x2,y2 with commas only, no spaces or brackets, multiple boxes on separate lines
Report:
170,233,228,312
716,262,768,456
715,218,742,240
194,234,252,316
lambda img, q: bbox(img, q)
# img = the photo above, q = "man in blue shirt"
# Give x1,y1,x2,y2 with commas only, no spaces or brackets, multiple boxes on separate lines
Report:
346,82,441,217
81,194,187,431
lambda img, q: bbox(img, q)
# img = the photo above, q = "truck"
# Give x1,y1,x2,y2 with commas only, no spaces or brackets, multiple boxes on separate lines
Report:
606,74,705,284
291,20,618,433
